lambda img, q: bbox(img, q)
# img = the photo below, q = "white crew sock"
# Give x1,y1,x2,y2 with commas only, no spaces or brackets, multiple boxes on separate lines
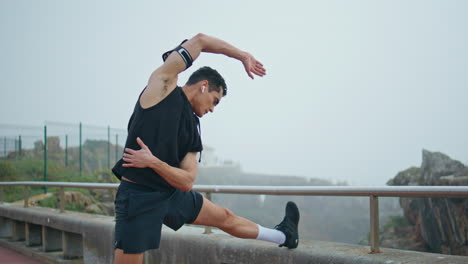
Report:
256,224,286,245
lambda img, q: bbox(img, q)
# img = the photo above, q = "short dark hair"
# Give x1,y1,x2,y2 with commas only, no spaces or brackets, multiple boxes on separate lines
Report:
186,66,227,97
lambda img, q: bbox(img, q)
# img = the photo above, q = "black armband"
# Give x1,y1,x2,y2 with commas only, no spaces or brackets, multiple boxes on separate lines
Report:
162,39,193,69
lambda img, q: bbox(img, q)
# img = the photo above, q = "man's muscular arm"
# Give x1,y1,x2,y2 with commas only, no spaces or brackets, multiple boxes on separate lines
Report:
140,33,266,109
122,137,197,192
193,33,267,79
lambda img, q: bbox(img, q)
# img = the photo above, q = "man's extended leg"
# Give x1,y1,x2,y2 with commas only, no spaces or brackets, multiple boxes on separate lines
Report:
192,197,259,238
192,197,299,248
114,249,143,264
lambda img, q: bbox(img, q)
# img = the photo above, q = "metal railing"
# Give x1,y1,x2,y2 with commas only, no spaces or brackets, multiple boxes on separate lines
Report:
1,181,467,253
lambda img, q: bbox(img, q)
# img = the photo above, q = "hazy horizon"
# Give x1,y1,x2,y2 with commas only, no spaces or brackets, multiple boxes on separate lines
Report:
1,0,467,185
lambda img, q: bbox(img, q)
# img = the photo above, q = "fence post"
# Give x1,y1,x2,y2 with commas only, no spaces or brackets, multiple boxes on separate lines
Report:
107,126,110,169
0,186,3,204
44,125,48,193
59,187,65,213
79,122,82,176
18,135,22,158
203,192,213,234
3,136,6,158
65,134,68,167
369,195,380,253
115,134,119,163
14,137,18,158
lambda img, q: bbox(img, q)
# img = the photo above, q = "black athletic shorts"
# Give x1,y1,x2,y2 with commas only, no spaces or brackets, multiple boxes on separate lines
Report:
114,180,204,253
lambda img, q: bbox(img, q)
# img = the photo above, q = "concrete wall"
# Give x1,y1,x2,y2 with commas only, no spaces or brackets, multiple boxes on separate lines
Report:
1,203,467,264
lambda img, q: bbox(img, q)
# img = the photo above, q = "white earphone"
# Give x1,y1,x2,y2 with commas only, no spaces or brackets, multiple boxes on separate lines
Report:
202,86,206,93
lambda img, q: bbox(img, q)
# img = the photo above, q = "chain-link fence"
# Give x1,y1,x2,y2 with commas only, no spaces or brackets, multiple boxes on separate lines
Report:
0,124,43,159
0,122,127,182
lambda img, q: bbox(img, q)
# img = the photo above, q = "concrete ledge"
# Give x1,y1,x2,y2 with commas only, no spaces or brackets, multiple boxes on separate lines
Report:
0,204,113,263
1,203,467,264
0,238,82,264
154,225,468,264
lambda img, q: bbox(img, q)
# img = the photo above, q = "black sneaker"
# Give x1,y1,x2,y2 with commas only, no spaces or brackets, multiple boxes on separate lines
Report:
275,201,300,249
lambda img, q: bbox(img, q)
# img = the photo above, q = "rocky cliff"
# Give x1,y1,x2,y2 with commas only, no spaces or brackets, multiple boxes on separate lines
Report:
385,150,468,255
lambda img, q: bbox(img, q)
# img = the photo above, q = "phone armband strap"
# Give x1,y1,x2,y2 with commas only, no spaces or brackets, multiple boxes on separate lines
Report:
162,39,193,69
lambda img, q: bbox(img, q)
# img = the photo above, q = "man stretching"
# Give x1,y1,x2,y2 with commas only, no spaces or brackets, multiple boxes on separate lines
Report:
112,33,300,264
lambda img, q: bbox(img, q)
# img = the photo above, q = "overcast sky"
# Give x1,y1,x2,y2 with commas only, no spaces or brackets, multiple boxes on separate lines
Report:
1,0,467,185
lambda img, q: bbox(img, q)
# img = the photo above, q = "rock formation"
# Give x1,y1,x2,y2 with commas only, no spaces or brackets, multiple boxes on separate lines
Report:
386,149,468,255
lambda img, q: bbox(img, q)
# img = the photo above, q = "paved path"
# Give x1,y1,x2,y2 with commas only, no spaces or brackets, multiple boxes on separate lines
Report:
0,246,44,264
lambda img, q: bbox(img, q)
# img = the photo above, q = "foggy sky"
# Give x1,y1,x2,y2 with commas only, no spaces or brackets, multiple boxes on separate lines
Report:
1,0,467,185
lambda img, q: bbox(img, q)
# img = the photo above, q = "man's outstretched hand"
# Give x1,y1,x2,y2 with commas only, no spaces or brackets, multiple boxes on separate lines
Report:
122,137,158,168
241,52,266,79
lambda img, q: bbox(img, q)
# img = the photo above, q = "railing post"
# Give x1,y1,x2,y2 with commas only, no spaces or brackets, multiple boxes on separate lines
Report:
24,186,30,208
203,192,213,234
369,195,380,253
59,187,65,213
0,186,3,204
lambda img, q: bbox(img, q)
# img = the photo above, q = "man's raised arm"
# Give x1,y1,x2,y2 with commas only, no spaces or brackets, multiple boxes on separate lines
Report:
141,34,266,109
193,33,267,79
158,33,266,79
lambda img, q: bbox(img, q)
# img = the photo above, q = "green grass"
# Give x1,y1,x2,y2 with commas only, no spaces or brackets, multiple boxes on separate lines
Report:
0,158,115,202
36,195,58,208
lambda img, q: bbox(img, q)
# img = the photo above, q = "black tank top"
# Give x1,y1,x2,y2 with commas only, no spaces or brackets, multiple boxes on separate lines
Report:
112,86,203,191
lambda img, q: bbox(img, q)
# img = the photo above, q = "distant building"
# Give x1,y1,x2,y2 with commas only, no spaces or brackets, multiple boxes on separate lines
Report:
199,145,240,169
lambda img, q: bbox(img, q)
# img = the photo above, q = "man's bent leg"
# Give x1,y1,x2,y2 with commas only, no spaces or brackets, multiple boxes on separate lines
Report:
192,197,258,238
114,249,144,264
